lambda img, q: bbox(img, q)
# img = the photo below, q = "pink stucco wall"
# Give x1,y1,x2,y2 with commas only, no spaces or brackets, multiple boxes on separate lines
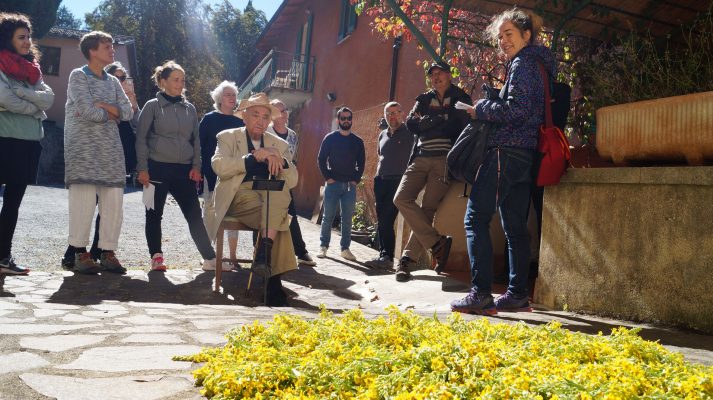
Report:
35,36,130,126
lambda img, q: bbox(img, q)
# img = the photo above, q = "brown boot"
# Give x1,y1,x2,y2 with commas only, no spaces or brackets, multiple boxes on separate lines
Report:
431,236,452,273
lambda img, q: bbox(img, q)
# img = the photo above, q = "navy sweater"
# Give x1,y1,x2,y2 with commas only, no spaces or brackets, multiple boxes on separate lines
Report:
475,45,556,149
317,131,365,183
199,111,244,191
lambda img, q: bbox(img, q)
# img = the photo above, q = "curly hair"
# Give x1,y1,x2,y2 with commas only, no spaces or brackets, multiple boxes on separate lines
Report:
210,80,238,111
485,8,543,46
0,12,40,61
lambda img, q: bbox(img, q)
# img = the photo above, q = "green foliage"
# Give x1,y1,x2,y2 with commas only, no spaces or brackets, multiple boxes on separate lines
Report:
572,7,713,142
209,0,267,82
0,0,61,38
84,0,265,115
579,17,713,110
352,200,371,232
53,5,82,29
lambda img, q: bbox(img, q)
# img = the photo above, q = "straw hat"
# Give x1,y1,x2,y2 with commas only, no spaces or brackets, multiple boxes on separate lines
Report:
234,92,281,119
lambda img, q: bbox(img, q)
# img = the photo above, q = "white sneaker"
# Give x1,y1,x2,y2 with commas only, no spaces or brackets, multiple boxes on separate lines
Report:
151,253,166,271
316,246,328,258
297,253,317,266
201,258,232,271
341,249,357,261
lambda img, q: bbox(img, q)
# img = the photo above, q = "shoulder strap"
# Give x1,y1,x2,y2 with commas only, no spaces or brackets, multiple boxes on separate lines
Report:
537,63,554,129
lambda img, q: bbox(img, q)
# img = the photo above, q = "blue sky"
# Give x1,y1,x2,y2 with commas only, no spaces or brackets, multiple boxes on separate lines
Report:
61,0,282,26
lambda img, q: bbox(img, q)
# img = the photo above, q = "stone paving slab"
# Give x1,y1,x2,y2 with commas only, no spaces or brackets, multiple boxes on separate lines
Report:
20,335,109,352
20,373,196,400
58,345,202,372
0,353,50,374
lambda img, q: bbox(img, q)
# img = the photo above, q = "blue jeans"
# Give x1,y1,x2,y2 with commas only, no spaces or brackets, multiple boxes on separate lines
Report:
320,181,357,250
465,147,534,297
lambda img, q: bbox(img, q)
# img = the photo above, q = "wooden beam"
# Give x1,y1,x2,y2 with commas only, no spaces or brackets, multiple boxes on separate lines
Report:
385,0,442,62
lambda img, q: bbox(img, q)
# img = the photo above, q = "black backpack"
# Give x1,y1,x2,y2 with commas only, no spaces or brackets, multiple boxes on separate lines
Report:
447,119,498,184
550,81,571,131
447,84,500,185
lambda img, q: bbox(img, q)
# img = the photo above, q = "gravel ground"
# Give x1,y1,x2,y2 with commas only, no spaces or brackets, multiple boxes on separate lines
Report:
4,185,255,271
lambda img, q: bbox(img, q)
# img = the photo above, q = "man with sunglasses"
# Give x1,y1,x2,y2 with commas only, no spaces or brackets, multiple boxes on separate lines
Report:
316,106,365,261
393,61,472,282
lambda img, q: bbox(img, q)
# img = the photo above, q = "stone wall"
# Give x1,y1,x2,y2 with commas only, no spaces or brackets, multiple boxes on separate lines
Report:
534,167,713,332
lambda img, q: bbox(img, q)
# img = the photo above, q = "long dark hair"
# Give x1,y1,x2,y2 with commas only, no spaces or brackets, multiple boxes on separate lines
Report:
0,12,40,62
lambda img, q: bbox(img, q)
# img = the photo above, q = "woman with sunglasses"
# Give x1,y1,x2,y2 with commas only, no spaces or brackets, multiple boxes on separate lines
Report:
105,62,139,178
0,12,54,275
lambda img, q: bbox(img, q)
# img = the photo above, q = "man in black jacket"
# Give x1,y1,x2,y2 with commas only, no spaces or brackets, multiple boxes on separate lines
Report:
393,61,472,282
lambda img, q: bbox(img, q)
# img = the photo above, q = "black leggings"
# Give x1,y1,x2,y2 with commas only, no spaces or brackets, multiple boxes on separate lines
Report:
0,184,28,259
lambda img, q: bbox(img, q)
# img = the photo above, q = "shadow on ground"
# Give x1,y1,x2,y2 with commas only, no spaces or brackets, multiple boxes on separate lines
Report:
493,310,713,352
44,265,360,313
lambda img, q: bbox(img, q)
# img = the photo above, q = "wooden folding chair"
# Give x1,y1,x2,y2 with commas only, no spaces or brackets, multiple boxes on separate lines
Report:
214,217,255,293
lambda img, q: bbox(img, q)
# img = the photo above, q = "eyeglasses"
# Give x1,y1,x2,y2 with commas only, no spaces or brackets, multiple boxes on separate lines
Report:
115,75,129,82
339,116,352,121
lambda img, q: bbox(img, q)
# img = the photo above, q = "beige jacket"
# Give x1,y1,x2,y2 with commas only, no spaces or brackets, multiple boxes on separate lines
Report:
204,127,298,239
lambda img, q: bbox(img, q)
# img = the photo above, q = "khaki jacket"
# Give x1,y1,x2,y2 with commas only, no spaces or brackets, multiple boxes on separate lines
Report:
204,127,298,240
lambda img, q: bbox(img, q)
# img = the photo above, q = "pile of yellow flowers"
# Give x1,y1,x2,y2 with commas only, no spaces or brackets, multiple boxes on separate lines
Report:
176,306,713,399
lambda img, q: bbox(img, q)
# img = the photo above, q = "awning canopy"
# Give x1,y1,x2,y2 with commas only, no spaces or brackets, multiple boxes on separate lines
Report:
453,0,710,41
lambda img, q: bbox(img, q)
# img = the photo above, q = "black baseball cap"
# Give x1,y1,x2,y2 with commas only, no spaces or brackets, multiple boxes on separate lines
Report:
427,61,451,75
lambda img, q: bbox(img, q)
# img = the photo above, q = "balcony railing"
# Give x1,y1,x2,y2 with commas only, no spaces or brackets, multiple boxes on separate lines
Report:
238,50,315,100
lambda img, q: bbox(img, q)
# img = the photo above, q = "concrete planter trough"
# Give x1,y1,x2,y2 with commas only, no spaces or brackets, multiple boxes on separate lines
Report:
596,91,713,165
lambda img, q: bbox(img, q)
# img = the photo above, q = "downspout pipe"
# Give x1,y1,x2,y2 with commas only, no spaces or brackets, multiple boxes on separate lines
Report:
388,35,402,101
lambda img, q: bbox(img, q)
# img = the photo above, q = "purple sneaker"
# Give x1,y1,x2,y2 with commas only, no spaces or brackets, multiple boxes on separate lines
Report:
494,291,532,312
450,289,497,315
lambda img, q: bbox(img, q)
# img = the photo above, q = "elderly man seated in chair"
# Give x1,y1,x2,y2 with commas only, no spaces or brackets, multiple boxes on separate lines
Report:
205,92,298,307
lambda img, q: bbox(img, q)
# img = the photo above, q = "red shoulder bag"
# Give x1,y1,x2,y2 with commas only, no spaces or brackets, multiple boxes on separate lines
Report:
536,64,571,186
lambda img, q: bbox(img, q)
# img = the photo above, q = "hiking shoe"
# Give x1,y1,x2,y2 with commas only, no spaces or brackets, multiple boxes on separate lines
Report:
89,247,101,262
61,253,75,270
297,253,317,266
74,252,101,275
365,255,393,270
494,291,531,312
431,235,452,273
151,253,167,272
316,246,328,258
451,289,497,315
0,256,30,275
201,258,232,271
395,257,414,282
99,251,126,274
341,249,357,261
